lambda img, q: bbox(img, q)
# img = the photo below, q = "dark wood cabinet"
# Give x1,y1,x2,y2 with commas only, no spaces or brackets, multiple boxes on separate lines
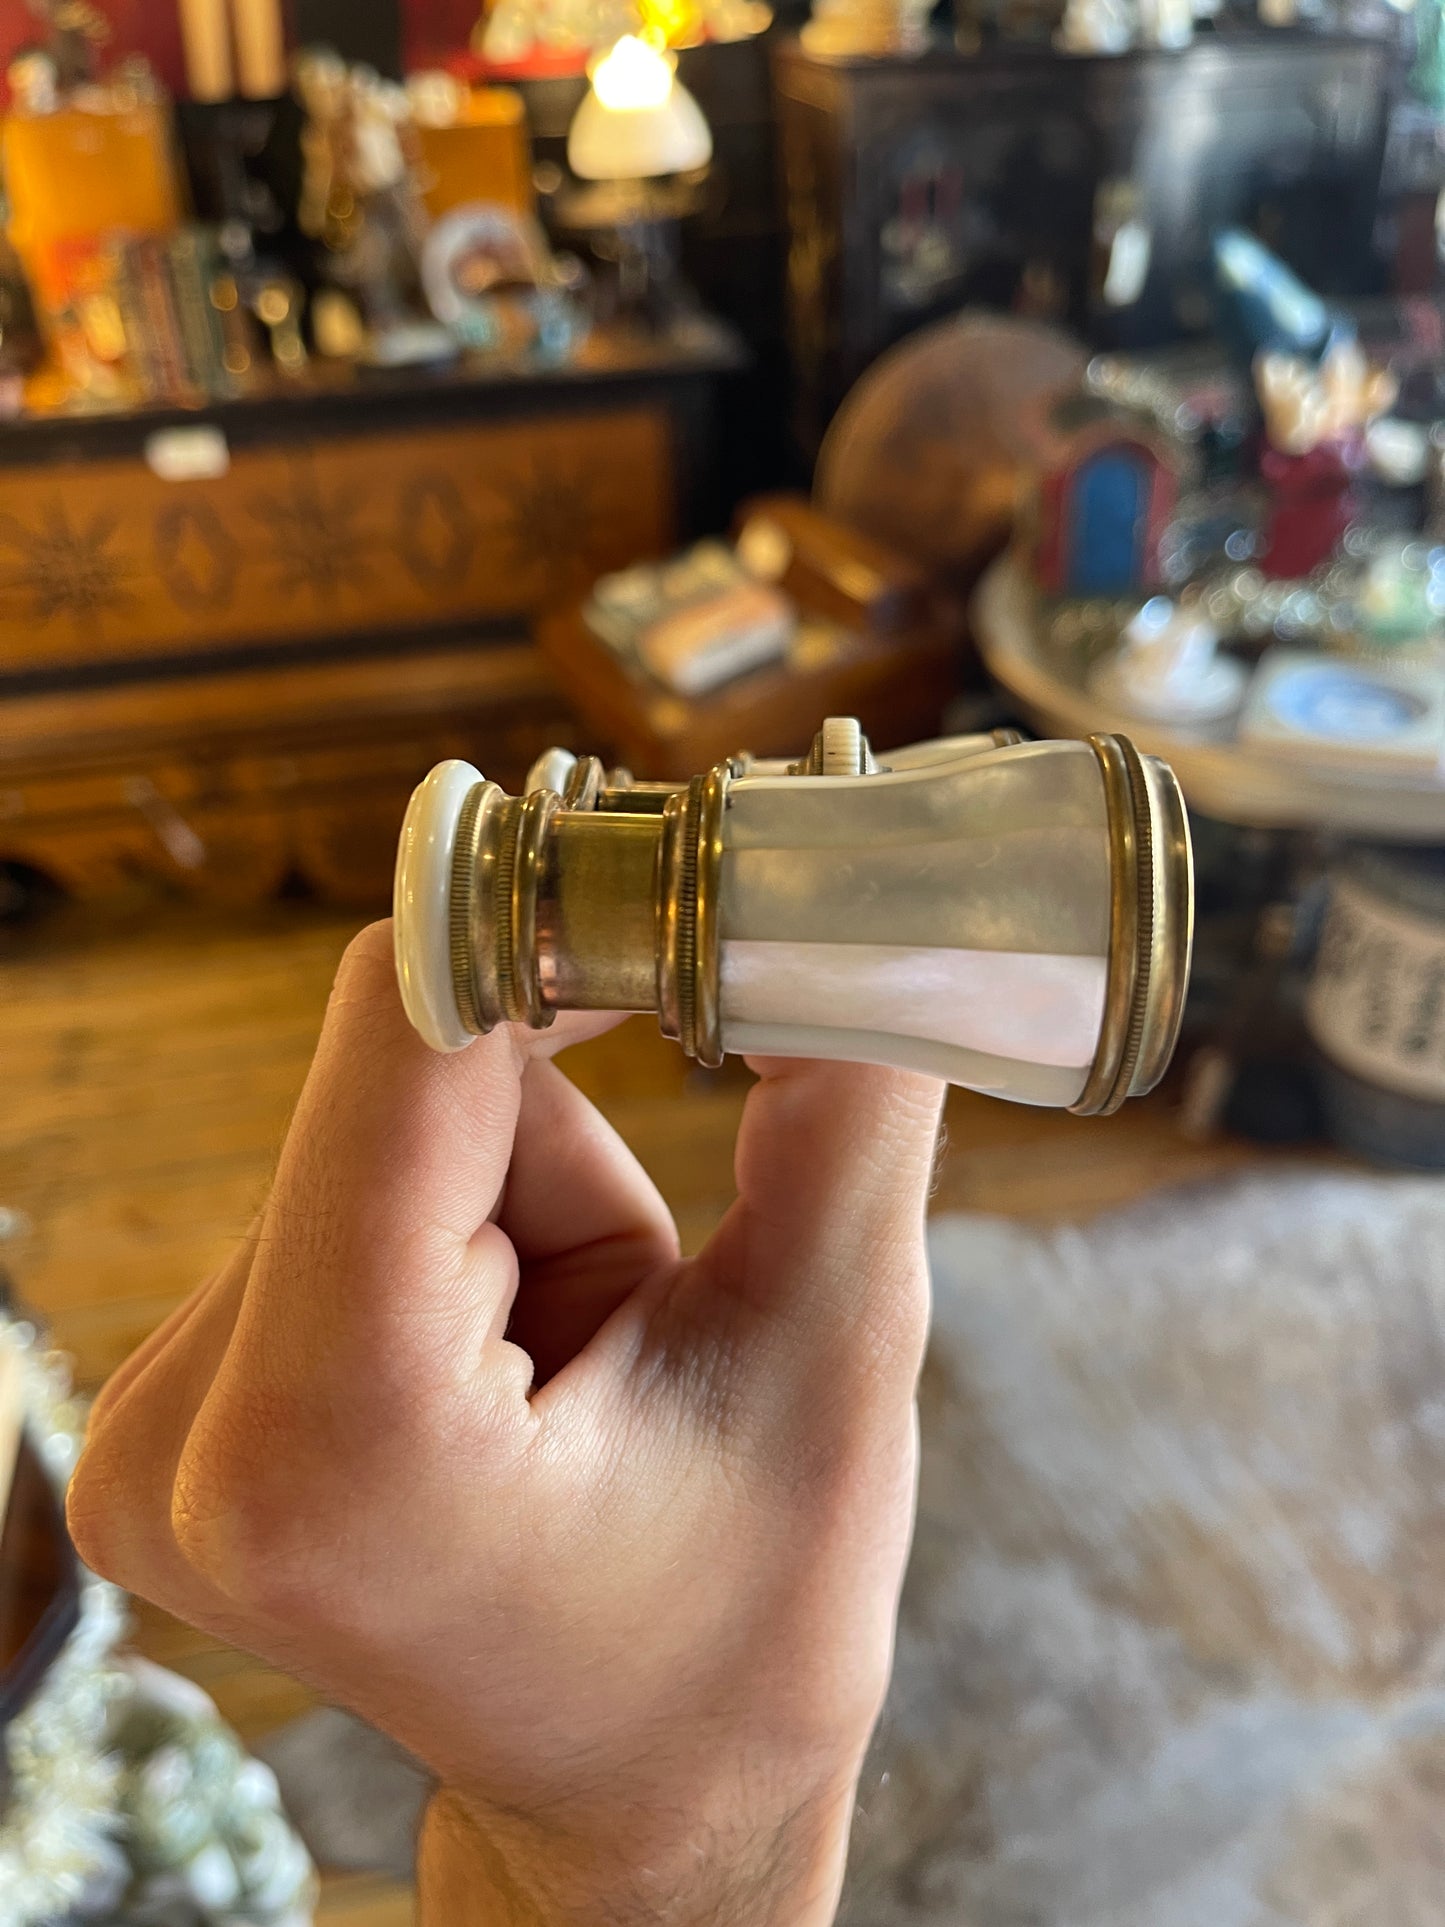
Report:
774,33,1395,443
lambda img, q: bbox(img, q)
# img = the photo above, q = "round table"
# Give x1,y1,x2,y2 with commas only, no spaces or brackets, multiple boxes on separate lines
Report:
973,554,1445,842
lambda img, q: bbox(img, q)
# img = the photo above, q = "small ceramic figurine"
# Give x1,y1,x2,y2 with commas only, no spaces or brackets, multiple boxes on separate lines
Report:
6,47,59,114
420,203,586,360
1033,396,1180,598
1089,593,1247,725
295,53,454,366
1254,337,1398,580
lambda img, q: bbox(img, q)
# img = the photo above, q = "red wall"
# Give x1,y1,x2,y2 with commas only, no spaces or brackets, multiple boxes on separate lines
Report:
0,2,474,100
0,0,186,97
403,0,477,67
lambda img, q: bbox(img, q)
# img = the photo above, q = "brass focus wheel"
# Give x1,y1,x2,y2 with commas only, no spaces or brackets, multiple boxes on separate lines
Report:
656,765,730,1069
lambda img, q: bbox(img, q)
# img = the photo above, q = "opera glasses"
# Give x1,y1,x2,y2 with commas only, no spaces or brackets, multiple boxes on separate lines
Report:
393,720,1193,1114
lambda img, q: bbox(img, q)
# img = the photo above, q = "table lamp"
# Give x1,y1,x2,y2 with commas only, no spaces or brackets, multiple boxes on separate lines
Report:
566,36,712,184
561,36,711,321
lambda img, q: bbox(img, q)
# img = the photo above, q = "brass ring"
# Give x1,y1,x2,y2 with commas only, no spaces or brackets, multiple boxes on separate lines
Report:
656,786,688,1046
655,761,730,1067
691,763,729,1070
509,788,559,1029
1071,733,1194,1116
674,777,704,1058
449,780,506,1037
1071,734,1142,1118
449,780,488,1037
1112,734,1157,1110
491,797,524,1023
1132,750,1194,1097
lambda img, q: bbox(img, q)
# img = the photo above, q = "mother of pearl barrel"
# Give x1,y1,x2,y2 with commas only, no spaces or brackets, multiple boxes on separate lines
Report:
716,742,1111,1108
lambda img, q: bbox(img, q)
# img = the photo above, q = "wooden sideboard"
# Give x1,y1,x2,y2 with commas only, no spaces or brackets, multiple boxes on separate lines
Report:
0,321,744,908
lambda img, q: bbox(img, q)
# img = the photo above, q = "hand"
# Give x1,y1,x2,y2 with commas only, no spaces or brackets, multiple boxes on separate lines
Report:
69,920,944,1925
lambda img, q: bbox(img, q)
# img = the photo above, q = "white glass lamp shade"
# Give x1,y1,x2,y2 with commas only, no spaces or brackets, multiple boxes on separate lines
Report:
566,37,713,181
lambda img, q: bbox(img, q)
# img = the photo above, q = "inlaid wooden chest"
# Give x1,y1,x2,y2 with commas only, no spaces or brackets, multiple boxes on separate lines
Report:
0,324,742,908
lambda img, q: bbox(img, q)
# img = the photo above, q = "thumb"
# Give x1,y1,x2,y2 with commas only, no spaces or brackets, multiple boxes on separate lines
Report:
696,1058,945,1393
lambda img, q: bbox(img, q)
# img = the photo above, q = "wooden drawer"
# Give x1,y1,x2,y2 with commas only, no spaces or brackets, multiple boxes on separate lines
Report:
0,643,574,906
0,407,675,678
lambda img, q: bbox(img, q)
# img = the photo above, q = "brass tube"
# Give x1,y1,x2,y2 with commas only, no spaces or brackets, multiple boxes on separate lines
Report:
536,813,664,1012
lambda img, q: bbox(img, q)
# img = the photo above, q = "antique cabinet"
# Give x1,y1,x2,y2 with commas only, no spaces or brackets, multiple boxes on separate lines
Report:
774,34,1395,443
0,324,743,907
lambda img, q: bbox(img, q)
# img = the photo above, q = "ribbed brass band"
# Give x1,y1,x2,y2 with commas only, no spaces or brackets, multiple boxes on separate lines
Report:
1113,734,1156,1106
1132,749,1194,1096
449,784,564,1037
449,779,503,1036
490,798,523,1021
508,789,559,1030
1071,734,1150,1119
656,785,687,1048
656,761,730,1069
692,764,728,1069
1070,733,1193,1118
674,779,704,1056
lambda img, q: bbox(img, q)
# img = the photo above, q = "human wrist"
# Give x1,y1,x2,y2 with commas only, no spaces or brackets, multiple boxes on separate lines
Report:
419,1775,857,1927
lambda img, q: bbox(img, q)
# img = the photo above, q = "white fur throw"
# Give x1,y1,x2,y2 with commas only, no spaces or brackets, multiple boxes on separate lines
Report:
843,1170,1445,1927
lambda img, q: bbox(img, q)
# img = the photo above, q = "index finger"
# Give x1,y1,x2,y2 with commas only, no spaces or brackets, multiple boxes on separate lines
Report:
249,920,623,1326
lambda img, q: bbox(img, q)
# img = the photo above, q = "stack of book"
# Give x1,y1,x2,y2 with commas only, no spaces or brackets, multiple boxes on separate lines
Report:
31,225,244,410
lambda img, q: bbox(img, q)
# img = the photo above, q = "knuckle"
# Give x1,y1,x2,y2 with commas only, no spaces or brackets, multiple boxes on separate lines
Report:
168,1398,331,1623
65,1441,133,1584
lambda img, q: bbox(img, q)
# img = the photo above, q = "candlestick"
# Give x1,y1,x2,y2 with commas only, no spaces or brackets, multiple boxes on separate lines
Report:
234,0,288,99
179,0,234,102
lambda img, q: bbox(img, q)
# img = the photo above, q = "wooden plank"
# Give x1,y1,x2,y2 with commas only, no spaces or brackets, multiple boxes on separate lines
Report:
316,1874,415,1925
0,644,562,769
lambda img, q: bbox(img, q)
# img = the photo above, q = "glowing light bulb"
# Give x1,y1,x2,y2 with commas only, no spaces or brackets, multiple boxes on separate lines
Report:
590,35,676,112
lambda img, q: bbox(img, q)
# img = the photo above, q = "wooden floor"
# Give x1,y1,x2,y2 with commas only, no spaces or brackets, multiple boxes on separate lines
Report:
0,893,1267,1921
